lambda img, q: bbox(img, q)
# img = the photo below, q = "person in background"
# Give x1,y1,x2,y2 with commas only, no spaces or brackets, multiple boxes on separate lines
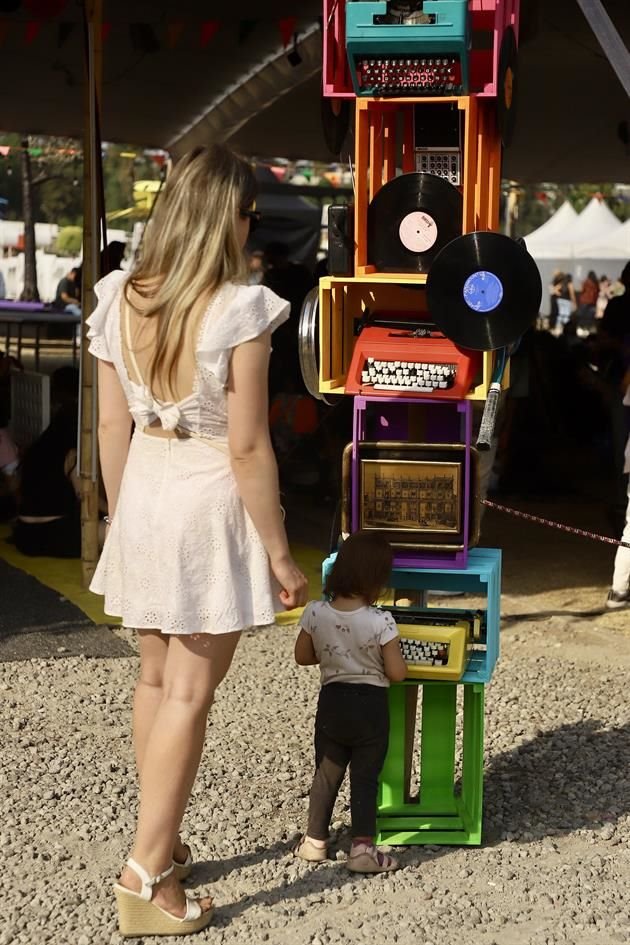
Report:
549,272,576,334
247,249,265,285
11,367,82,557
262,242,315,396
294,530,407,874
596,275,612,320
576,270,599,332
606,361,630,608
53,267,81,316
601,261,630,344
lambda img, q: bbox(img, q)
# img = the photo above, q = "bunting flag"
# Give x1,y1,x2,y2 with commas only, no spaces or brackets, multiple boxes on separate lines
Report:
101,21,111,42
278,16,296,48
130,22,159,53
0,146,10,156
25,19,41,43
166,20,184,49
200,20,219,48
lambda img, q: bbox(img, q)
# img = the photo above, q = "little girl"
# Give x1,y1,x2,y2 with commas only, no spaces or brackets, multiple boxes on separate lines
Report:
294,530,407,873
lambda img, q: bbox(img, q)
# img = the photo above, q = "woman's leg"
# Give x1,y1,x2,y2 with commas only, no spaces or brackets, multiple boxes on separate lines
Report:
133,631,188,863
133,630,168,773
121,630,241,916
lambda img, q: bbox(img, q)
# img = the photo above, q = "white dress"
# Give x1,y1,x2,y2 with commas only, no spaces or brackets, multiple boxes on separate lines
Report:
86,270,290,635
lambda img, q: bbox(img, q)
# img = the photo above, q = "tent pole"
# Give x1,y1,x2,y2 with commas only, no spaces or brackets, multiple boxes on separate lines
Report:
78,0,103,588
575,0,630,97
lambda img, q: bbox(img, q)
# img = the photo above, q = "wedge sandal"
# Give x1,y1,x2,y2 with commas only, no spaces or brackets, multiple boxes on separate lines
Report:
172,846,193,882
114,858,213,937
347,843,399,874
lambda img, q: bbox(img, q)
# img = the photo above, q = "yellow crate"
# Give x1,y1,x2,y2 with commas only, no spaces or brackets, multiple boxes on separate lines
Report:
318,276,510,401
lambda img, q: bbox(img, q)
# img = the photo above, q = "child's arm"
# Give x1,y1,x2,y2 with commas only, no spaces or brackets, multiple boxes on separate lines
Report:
295,629,319,665
382,638,407,683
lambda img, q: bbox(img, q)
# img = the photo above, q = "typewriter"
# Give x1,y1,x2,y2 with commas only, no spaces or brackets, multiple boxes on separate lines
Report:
345,319,482,400
346,0,470,96
387,606,482,681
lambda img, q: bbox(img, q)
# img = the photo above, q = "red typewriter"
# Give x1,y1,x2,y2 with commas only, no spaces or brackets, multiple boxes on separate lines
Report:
345,318,481,400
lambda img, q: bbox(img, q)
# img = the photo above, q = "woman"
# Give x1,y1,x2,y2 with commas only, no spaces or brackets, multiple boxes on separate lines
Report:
87,145,308,936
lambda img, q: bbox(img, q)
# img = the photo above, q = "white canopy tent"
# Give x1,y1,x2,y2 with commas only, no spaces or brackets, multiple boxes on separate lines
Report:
525,199,627,313
579,217,630,260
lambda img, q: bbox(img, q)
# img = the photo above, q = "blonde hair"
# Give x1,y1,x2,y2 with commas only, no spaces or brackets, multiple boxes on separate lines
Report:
125,144,257,397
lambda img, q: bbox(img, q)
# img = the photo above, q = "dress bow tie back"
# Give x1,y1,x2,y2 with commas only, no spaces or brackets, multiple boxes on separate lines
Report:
134,385,181,432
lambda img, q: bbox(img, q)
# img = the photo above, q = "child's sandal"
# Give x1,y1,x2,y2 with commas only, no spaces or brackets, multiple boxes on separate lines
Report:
114,858,213,937
347,843,399,874
293,835,328,862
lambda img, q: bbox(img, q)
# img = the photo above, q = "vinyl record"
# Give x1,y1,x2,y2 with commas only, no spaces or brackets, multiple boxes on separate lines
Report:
321,98,351,157
497,26,518,148
426,232,542,351
368,172,463,273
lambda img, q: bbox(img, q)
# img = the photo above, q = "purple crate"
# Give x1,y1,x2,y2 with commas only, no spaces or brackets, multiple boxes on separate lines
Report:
352,396,473,569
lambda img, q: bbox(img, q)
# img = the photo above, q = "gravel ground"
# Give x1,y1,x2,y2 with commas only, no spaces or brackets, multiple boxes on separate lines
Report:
3,591,630,945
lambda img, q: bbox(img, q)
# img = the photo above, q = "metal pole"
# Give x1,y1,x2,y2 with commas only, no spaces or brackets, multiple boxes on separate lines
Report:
78,0,102,587
575,0,630,98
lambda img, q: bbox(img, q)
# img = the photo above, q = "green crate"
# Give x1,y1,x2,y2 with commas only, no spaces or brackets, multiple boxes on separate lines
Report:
377,681,484,846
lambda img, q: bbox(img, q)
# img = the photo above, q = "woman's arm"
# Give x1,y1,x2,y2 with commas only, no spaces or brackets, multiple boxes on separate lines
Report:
227,330,307,609
97,360,132,517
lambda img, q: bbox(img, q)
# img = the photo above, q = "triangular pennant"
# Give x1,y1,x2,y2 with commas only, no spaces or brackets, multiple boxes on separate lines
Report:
101,21,111,42
25,20,42,44
278,16,296,48
0,18,10,46
238,19,258,45
57,20,74,47
200,20,219,48
0,146,10,157
166,20,184,49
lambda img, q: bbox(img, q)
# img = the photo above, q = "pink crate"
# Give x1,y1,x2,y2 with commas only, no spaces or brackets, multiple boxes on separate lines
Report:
322,0,520,98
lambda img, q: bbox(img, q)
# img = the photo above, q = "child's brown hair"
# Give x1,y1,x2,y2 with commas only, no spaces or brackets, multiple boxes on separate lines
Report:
324,530,393,604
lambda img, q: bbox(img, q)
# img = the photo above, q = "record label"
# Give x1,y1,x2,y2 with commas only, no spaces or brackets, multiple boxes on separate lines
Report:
399,211,438,253
368,172,463,273
463,271,504,313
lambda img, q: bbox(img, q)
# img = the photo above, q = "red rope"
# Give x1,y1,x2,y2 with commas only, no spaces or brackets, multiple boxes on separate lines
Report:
481,498,630,550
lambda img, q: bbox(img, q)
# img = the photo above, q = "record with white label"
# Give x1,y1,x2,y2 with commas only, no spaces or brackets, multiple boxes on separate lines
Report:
367,172,463,273
426,231,542,350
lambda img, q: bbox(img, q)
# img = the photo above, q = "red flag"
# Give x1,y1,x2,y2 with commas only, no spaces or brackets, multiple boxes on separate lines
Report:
200,20,219,48
166,21,184,49
25,20,42,44
101,21,112,42
278,16,296,48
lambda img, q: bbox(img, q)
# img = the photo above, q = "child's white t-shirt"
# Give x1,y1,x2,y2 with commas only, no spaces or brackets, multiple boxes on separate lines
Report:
298,600,399,688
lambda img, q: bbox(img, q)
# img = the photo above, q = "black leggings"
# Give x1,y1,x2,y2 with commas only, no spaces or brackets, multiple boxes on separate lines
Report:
307,682,389,841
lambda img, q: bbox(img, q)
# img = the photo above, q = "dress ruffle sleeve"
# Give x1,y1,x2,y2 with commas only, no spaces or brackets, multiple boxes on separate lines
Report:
198,283,290,387
85,269,129,361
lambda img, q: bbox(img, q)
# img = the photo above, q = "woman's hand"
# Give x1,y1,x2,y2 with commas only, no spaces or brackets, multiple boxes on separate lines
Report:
271,554,308,610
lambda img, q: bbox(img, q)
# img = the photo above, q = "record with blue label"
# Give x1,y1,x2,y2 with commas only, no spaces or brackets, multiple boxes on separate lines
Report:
368,172,463,273
426,232,542,350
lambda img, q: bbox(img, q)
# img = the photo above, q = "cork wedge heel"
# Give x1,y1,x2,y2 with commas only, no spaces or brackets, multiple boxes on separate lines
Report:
114,859,213,937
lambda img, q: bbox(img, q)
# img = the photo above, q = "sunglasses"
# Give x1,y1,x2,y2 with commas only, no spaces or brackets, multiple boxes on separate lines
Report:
240,208,262,233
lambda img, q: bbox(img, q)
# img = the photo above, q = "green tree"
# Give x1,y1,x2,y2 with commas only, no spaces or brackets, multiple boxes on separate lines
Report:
55,226,83,256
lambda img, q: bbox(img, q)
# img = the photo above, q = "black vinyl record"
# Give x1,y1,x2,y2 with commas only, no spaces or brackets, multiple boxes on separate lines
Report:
321,98,351,157
368,172,463,273
426,231,542,351
497,26,518,148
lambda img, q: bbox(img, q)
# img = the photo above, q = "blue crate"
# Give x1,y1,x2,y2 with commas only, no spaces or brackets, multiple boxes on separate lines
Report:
322,546,501,684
